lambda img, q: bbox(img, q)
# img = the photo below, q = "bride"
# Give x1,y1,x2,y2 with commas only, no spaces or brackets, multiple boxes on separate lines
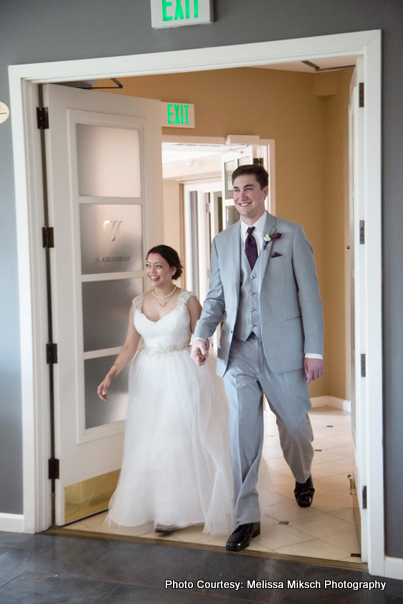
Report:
97,245,233,535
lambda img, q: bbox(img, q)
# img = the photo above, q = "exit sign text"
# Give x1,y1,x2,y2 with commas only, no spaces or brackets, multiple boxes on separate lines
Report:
151,0,213,29
161,102,195,128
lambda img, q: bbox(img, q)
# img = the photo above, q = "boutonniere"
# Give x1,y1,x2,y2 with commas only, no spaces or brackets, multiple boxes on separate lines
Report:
263,228,282,250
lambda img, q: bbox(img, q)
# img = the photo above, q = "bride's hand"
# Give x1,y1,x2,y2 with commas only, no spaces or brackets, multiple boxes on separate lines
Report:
190,339,209,366
97,376,112,401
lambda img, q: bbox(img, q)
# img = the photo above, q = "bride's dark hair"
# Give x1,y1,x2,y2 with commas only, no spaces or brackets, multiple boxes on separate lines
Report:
146,245,183,280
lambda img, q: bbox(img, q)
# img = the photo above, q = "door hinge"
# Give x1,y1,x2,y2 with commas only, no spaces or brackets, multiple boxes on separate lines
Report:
42,226,54,248
253,157,264,166
48,458,60,480
205,201,211,213
360,353,366,377
37,107,49,129
359,83,364,108
46,343,58,364
362,485,367,509
359,220,365,244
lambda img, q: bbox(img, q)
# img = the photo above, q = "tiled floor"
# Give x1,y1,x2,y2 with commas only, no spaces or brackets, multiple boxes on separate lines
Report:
0,531,401,603
65,406,361,566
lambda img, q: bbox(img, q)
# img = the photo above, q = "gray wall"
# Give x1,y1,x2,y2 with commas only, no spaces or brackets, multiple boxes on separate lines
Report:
1,0,402,557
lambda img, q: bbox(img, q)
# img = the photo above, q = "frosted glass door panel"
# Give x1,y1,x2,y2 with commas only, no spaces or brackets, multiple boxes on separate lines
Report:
85,357,129,429
80,204,143,274
76,124,141,197
82,278,143,352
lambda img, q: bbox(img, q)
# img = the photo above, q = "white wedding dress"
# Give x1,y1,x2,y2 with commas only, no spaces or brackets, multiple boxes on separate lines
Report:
106,289,234,535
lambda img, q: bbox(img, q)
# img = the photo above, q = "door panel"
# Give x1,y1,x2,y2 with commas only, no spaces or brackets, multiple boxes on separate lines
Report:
43,84,163,525
79,204,143,274
76,124,141,197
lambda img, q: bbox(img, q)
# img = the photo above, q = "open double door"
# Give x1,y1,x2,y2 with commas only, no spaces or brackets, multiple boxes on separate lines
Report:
42,76,366,564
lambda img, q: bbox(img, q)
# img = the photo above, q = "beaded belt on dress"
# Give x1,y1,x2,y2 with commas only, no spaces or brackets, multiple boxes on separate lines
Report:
140,343,189,357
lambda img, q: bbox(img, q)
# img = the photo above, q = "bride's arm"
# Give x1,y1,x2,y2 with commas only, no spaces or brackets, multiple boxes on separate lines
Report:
97,304,140,401
187,295,202,334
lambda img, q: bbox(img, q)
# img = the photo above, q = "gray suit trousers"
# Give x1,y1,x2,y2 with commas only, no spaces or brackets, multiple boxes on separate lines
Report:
224,335,314,526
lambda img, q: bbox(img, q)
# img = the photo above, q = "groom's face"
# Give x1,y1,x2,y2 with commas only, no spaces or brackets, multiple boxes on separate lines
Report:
233,174,268,225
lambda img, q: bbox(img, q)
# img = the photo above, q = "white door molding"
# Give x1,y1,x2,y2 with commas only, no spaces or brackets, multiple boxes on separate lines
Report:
9,29,383,576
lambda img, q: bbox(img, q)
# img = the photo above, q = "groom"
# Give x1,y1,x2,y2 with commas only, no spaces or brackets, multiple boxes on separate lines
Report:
191,164,324,552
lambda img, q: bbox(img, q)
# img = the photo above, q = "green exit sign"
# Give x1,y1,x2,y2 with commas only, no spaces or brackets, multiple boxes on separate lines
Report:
161,102,195,128
151,0,213,29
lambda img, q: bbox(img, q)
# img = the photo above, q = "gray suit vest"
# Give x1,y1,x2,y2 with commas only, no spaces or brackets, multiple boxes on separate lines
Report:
233,238,263,341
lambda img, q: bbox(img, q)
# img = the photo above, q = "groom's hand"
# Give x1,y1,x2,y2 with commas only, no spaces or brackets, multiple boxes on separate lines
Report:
304,358,324,383
191,338,209,366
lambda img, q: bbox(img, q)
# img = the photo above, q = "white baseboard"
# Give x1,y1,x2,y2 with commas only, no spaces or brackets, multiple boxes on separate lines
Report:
384,556,403,580
0,513,25,533
311,395,351,412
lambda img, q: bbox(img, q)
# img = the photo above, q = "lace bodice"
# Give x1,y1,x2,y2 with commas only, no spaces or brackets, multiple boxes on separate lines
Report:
133,289,194,355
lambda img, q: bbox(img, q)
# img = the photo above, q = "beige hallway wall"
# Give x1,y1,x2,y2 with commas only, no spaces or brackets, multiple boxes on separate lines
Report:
321,69,353,401
98,66,352,400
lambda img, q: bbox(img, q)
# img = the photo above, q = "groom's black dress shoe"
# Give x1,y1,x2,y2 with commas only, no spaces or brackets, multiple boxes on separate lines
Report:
226,522,261,552
294,475,315,508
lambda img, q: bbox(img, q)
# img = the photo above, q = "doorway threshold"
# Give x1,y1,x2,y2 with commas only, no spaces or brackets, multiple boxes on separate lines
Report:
43,525,367,572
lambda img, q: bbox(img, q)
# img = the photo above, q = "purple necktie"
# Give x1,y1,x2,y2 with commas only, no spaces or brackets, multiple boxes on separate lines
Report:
245,226,258,269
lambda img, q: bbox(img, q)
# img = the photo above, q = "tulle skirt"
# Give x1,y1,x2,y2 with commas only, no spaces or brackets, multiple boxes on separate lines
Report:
106,347,234,535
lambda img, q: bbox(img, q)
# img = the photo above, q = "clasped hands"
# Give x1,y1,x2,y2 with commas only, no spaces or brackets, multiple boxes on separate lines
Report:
190,339,209,366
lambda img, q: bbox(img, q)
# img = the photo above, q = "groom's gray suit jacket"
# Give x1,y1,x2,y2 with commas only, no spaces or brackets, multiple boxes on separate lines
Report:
194,212,324,377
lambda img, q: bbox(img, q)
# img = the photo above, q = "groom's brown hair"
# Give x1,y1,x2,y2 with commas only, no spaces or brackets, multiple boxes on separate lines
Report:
232,164,268,190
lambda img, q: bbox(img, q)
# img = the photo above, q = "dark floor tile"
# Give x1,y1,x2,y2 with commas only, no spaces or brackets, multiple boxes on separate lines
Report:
77,539,311,602
75,541,212,587
361,571,403,602
99,571,403,604
98,582,243,604
275,564,403,604
0,571,115,604
0,532,33,549
0,534,119,585
193,554,309,602
0,549,29,588
279,588,403,604
0,536,37,586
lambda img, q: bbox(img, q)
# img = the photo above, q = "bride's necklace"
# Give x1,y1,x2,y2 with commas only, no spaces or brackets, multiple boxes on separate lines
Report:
152,285,177,307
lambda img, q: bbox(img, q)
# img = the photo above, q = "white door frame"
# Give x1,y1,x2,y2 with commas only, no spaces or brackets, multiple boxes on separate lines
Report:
183,179,222,300
9,30,384,575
